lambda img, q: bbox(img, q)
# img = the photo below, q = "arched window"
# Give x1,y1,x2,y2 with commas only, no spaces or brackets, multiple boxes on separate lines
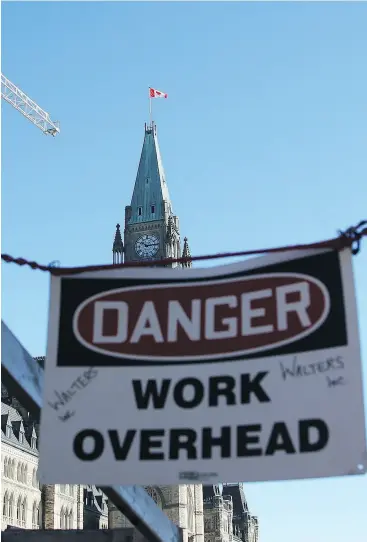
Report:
3,491,9,519
23,465,28,484
4,457,8,478
17,463,22,482
60,506,65,529
69,485,74,497
68,509,73,529
8,459,15,480
9,493,14,521
32,502,38,528
187,486,195,534
16,496,22,524
21,497,27,526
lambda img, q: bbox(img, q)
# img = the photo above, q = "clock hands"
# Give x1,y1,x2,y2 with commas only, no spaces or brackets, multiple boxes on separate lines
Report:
135,235,159,257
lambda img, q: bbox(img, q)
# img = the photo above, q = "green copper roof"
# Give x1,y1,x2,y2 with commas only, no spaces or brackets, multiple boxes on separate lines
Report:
128,122,173,224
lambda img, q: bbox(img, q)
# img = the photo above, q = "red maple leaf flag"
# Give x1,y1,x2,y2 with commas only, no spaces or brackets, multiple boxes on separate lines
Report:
149,87,168,99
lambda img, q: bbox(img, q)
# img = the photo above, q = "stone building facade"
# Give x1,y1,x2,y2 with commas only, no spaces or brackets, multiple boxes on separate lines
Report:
202,484,258,542
203,485,233,542
221,484,258,542
1,387,108,532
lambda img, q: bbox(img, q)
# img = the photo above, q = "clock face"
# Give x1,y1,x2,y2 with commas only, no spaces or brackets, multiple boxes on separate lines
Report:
135,234,160,259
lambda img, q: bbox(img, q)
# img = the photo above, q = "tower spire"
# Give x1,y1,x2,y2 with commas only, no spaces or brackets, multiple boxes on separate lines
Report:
181,237,192,268
127,122,173,224
112,223,123,264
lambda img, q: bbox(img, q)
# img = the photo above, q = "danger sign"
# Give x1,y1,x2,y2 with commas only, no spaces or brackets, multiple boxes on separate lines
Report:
39,247,367,485
72,273,329,361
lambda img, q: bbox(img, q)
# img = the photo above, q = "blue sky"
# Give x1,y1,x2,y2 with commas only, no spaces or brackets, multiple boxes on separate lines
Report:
2,2,366,541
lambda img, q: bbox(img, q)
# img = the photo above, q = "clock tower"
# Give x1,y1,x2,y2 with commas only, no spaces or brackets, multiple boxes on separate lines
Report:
113,121,191,268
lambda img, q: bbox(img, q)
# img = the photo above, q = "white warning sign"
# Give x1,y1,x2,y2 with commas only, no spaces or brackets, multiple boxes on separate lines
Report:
39,247,367,485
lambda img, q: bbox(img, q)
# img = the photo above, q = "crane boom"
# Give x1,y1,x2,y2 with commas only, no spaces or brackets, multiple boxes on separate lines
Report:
1,74,60,136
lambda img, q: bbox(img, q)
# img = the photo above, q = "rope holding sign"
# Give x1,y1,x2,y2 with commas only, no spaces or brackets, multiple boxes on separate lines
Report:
1,220,366,276
338,220,367,256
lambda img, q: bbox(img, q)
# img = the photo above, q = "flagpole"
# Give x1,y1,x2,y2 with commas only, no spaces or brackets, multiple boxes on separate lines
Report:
149,89,152,126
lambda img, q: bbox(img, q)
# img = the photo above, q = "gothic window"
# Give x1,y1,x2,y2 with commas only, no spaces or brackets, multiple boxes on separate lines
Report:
60,484,66,494
32,502,38,528
7,459,13,479
23,465,28,484
151,204,155,214
11,459,16,479
187,487,195,534
3,492,8,519
9,493,14,521
19,430,24,444
60,506,65,529
21,497,26,526
69,485,74,497
61,508,71,529
204,518,211,532
31,436,37,449
16,496,22,524
144,487,163,509
17,463,22,482
4,457,8,478
138,207,142,216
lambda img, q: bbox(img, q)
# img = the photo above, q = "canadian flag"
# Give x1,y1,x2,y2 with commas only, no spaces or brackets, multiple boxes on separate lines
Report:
149,87,168,99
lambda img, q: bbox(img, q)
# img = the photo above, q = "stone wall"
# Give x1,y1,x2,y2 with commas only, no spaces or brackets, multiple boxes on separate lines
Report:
2,442,41,531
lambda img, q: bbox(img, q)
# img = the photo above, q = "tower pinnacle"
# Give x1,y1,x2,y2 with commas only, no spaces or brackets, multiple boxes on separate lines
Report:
112,223,123,264
182,237,192,268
